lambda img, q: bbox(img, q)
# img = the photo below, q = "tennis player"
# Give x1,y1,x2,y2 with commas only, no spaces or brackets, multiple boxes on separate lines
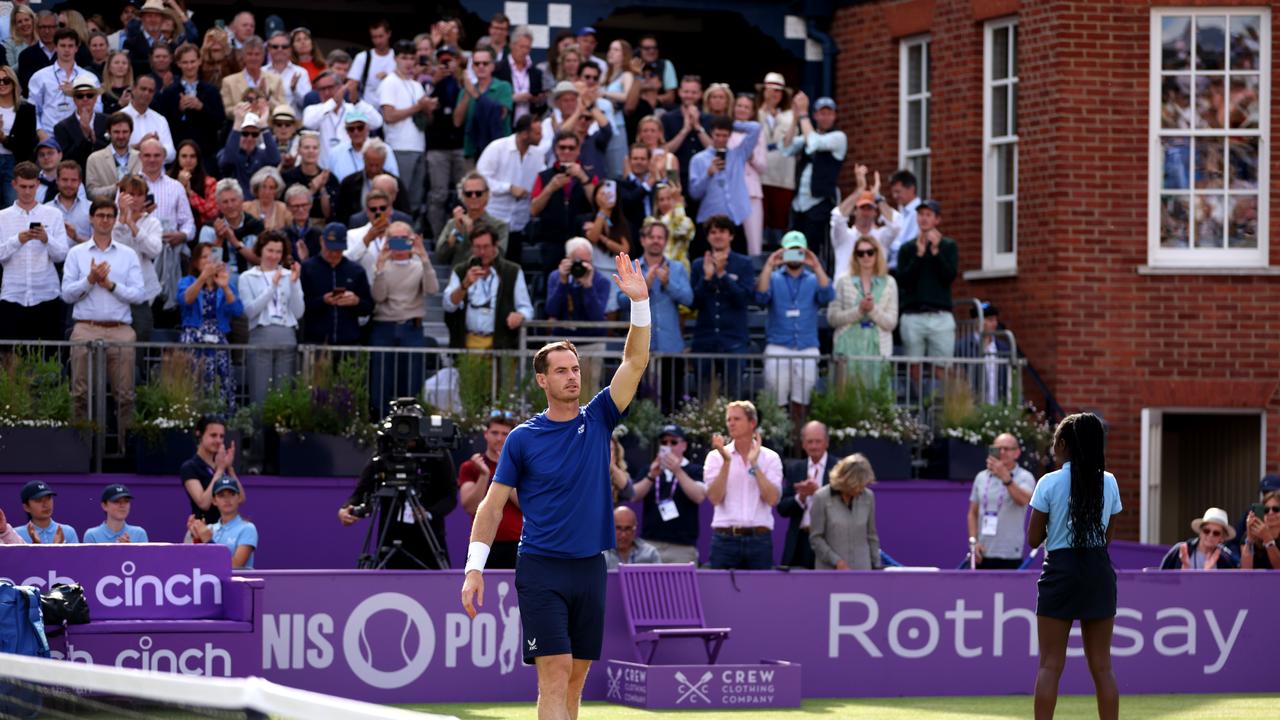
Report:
461,252,650,720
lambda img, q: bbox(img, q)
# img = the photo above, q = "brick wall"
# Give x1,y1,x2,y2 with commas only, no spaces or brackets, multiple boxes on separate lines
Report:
830,0,1280,538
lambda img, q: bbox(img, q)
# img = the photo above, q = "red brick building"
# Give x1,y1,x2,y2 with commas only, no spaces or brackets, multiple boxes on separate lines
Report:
830,0,1277,542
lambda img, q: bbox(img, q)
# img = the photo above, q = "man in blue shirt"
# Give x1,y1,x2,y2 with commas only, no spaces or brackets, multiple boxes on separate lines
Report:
756,231,834,425
688,115,762,257
14,480,79,544
616,220,692,411
84,484,150,543
462,252,652,720
546,237,612,335
189,476,259,569
690,215,755,398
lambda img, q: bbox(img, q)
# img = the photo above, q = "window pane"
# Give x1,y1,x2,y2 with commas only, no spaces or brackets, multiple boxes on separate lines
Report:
1195,16,1226,70
908,100,923,150
1010,83,1018,134
908,44,923,95
1161,76,1192,129
1161,137,1191,189
997,144,1016,196
1162,16,1192,70
1228,195,1258,248
1228,75,1260,129
992,86,1008,136
914,156,929,199
1193,194,1225,248
1194,138,1224,189
1010,24,1018,76
1229,15,1261,70
1160,195,1190,247
992,27,1009,80
1228,137,1259,189
1195,76,1224,129
997,201,1015,254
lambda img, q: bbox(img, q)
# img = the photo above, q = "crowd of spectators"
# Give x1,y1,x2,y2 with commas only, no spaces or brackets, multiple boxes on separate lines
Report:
0,3,992,437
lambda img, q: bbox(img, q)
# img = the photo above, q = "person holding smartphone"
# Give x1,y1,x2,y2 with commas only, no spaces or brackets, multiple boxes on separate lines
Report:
966,433,1036,569
178,242,243,411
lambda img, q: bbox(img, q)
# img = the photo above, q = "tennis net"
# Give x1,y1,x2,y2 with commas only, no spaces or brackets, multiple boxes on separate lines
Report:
0,652,450,720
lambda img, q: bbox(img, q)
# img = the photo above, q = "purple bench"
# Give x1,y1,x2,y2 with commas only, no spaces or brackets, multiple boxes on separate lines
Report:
617,563,731,664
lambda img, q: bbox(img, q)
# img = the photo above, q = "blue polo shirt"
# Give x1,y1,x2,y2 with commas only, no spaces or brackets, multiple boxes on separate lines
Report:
207,515,258,568
83,522,150,544
494,388,627,559
756,268,834,349
14,520,79,544
1029,462,1122,552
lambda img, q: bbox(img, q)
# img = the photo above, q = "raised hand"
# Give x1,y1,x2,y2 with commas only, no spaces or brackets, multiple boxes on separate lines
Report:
747,432,763,464
613,252,649,301
711,434,729,459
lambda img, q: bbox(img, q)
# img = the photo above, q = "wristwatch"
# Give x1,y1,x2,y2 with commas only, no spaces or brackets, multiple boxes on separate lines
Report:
747,465,759,477
1266,540,1277,550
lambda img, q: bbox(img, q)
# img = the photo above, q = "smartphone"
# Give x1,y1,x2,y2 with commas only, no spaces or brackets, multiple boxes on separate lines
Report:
658,445,672,456
988,446,1002,459
714,149,726,162
1252,503,1267,519
782,248,805,264
145,193,155,206
602,179,617,206
28,222,41,230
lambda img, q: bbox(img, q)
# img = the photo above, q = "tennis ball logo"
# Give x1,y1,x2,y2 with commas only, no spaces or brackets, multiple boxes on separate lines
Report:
343,592,436,689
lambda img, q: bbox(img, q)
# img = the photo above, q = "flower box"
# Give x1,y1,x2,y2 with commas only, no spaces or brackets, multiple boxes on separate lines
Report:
831,437,914,480
0,427,90,473
924,438,989,482
132,429,198,475
276,432,373,477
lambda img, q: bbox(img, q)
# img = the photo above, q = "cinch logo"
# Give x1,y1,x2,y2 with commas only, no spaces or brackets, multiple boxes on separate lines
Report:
116,636,233,676
0,569,75,588
96,561,223,608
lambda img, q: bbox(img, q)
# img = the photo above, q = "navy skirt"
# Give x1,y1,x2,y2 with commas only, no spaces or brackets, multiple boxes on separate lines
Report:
1036,547,1117,620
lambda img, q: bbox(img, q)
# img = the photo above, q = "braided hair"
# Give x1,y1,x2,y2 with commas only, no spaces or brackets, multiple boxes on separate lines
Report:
1054,412,1108,548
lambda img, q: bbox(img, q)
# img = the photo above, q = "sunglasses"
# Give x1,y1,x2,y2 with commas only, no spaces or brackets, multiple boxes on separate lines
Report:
347,124,368,132
241,131,261,138
855,248,877,258
1263,506,1280,515
463,190,486,198
368,205,388,214
0,78,12,86
273,119,293,126
1200,528,1223,537
659,439,681,446
489,409,515,419
74,93,96,100
556,144,578,151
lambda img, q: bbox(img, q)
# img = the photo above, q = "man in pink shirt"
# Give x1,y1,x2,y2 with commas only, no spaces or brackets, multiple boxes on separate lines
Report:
705,400,784,569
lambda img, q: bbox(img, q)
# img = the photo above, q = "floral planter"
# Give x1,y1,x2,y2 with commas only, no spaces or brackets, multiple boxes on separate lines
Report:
277,432,373,477
0,427,90,473
831,438,914,479
132,429,197,475
924,438,990,481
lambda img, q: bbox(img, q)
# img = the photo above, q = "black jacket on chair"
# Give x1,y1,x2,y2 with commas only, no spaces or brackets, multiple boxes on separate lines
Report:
778,455,841,568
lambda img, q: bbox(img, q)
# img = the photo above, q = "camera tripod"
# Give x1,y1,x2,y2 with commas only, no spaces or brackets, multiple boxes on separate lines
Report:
357,483,450,570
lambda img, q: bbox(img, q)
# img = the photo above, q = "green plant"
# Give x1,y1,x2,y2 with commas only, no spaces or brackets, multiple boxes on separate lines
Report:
938,400,1054,470
134,350,225,442
615,398,663,444
262,352,376,444
810,369,929,444
0,347,73,427
668,392,792,448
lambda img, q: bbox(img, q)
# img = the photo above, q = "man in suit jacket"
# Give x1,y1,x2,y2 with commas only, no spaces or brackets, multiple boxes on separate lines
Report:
779,421,840,568
336,149,410,226
155,43,226,171
219,37,284,118
53,78,109,172
85,114,141,202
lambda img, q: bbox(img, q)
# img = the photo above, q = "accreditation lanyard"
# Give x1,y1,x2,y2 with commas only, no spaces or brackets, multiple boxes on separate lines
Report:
980,472,1007,537
783,273,804,319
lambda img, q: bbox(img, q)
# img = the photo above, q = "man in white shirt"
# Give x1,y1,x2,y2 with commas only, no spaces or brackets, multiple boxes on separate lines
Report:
475,113,543,259
112,174,164,340
378,40,433,220
29,28,102,137
122,74,176,163
0,162,70,340
266,31,311,112
326,109,400,182
887,168,921,270
704,400,784,570
301,72,384,153
344,189,394,285
45,160,92,244
831,185,902,281
61,199,145,432
136,137,194,250
349,19,396,105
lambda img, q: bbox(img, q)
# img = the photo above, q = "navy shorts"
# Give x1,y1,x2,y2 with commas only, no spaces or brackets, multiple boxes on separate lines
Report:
1037,547,1117,621
514,552,607,665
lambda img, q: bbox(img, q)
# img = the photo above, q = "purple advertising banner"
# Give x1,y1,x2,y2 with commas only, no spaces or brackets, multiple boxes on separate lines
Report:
0,544,231,620
0,474,1170,571
604,660,803,708
49,630,259,678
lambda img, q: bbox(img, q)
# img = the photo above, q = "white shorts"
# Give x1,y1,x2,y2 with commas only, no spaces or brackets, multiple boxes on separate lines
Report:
763,345,821,405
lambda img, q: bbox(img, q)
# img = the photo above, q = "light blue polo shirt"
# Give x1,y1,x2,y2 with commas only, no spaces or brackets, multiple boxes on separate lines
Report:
13,520,79,544
208,515,259,569
1029,462,1122,551
83,522,150,544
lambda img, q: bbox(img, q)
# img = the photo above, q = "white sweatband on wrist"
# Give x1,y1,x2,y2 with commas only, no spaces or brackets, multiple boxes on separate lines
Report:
465,541,491,573
630,298,651,327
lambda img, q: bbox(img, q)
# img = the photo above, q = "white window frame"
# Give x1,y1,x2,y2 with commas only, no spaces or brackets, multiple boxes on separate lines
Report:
898,35,931,200
1147,8,1271,269
982,18,1019,272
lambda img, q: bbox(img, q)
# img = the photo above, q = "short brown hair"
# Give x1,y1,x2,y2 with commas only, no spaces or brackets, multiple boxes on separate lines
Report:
253,230,292,263
117,174,147,195
56,160,81,179
533,340,579,375
13,161,39,181
725,400,758,425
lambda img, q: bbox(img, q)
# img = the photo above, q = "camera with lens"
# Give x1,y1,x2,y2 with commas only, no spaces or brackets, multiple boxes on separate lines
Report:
348,503,372,518
377,398,461,463
570,259,589,279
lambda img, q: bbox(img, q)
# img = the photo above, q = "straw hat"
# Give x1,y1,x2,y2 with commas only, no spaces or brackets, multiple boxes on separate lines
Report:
755,71,794,102
1190,507,1236,541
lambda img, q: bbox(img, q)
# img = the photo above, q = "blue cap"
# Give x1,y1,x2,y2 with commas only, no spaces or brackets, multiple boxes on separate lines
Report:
813,97,837,112
1261,474,1280,493
344,107,370,126
20,480,55,503
321,222,348,250
658,424,686,441
211,476,240,495
919,199,942,215
577,26,596,37
388,235,412,251
36,137,61,152
101,484,133,503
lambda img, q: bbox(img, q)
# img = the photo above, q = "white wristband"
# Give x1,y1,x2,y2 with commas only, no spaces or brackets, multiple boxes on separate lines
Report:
465,541,491,574
630,298,651,327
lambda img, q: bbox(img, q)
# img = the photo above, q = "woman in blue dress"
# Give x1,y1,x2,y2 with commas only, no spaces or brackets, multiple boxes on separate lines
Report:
1027,412,1121,720
178,244,244,411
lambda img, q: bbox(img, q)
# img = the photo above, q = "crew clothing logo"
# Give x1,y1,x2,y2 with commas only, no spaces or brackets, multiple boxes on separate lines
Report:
605,667,623,699
675,670,713,704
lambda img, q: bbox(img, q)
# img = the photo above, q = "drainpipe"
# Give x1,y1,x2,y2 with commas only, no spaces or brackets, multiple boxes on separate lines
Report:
804,1,838,99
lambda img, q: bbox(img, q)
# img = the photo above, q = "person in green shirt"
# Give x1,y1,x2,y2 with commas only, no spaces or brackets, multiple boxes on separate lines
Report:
453,47,512,159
